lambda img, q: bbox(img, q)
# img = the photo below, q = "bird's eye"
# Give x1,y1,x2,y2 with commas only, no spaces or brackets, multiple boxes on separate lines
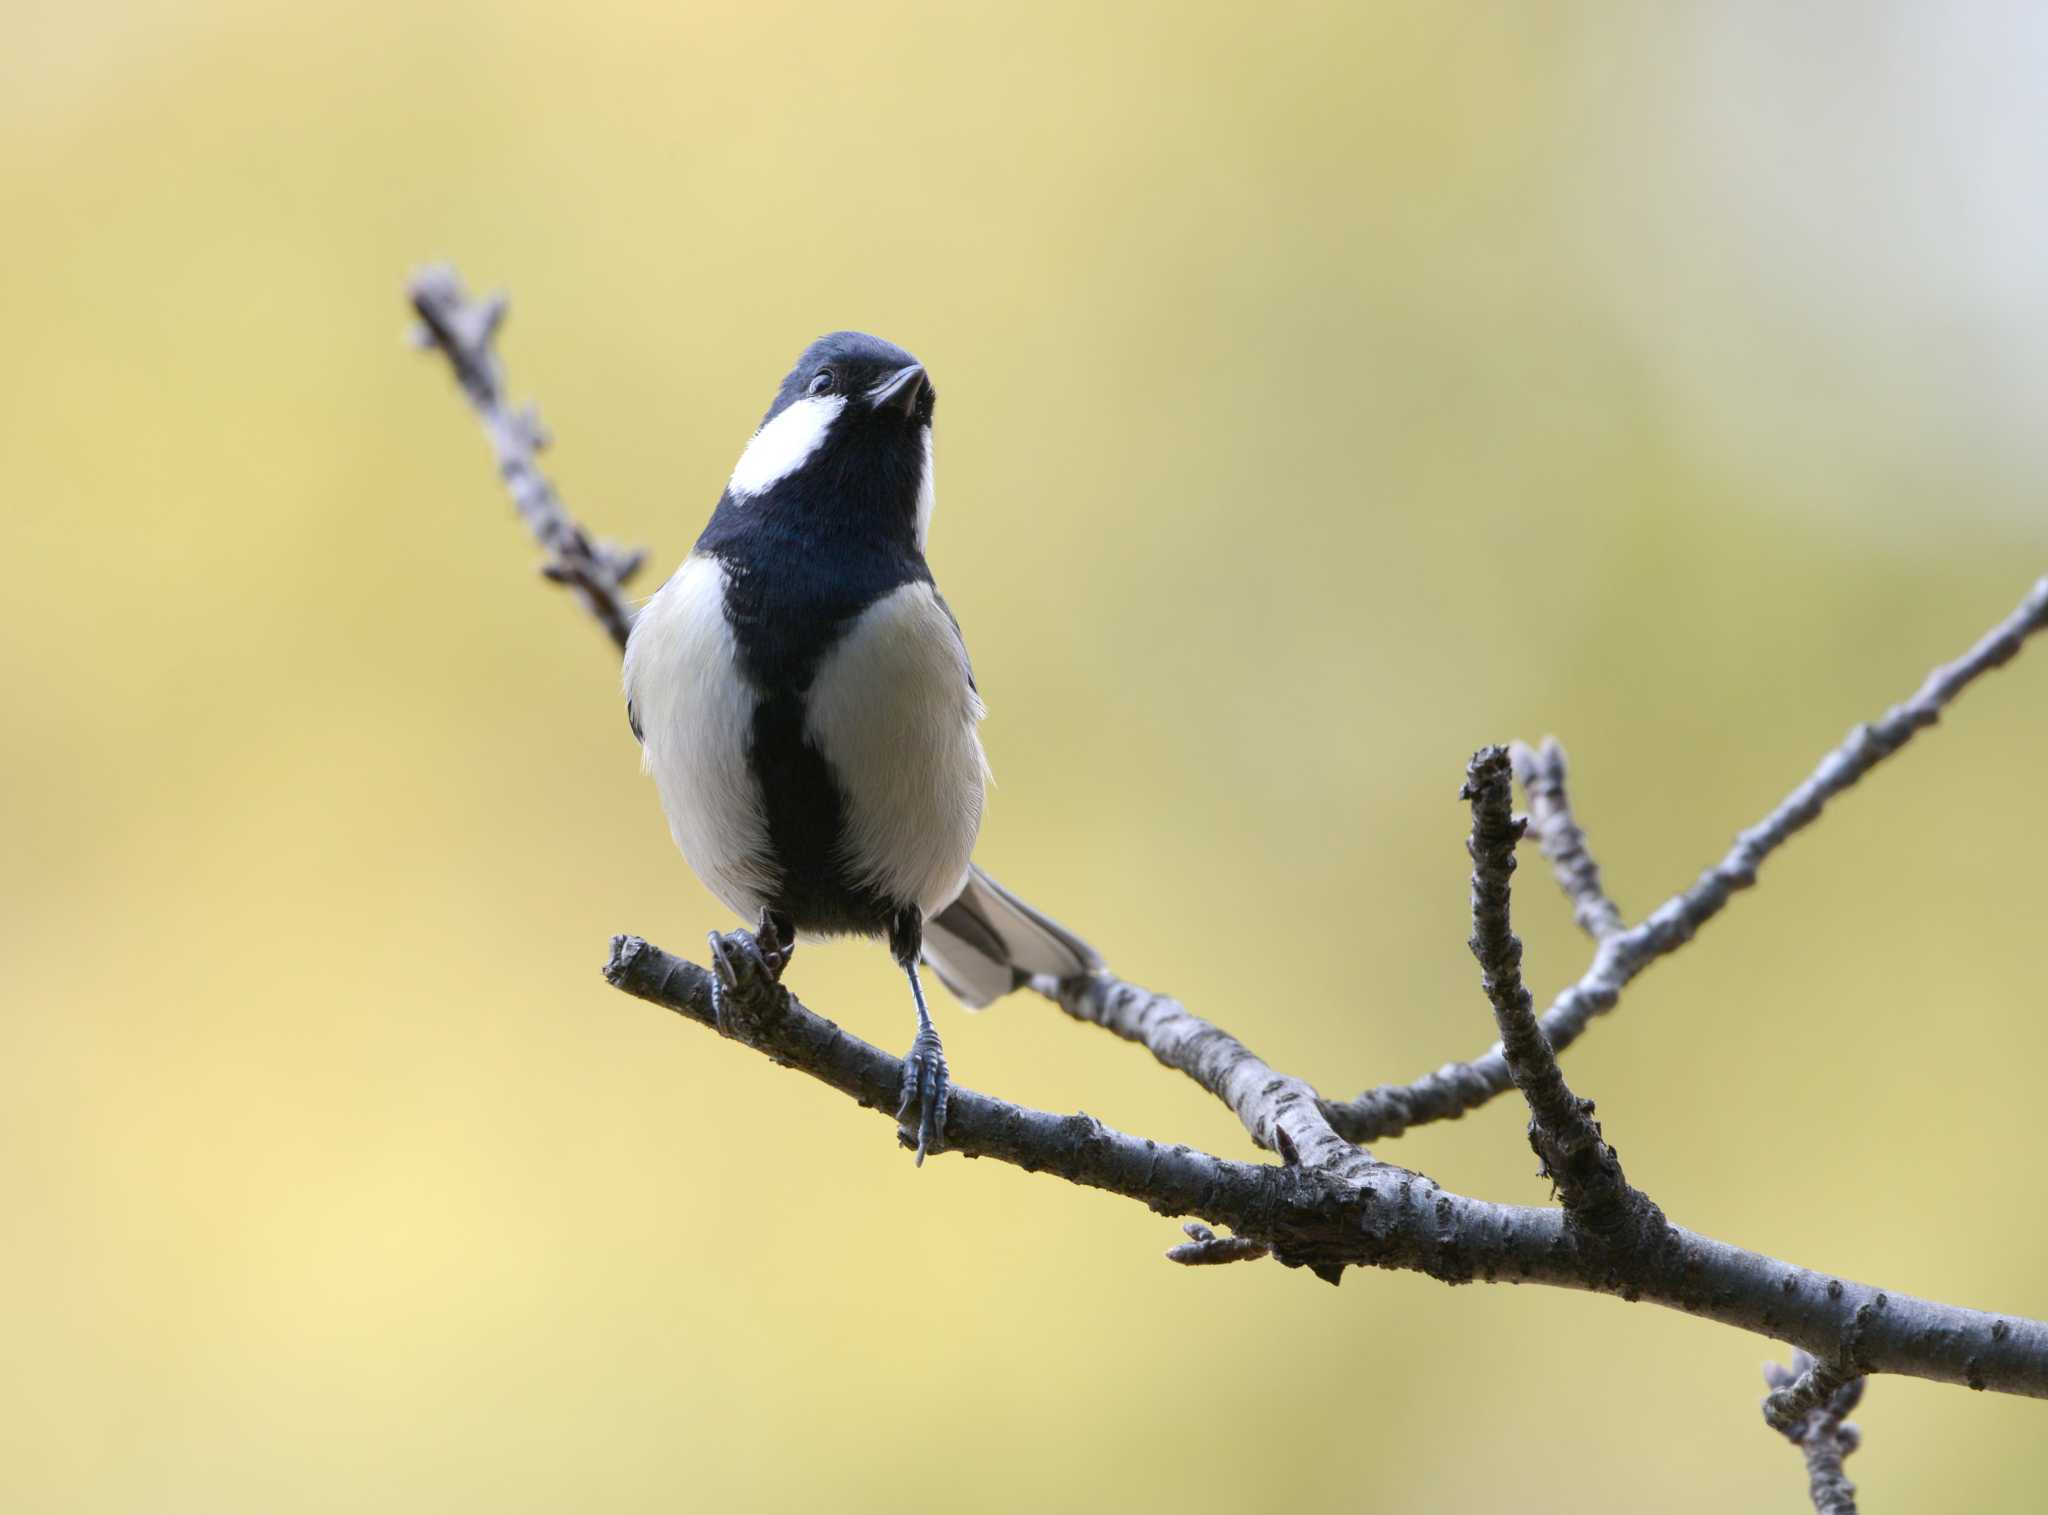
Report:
808,369,836,396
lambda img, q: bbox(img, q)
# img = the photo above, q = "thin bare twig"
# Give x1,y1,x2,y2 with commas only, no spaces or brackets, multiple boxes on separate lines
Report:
1511,737,1624,941
1461,747,1654,1246
408,266,645,649
1039,973,1379,1184
1764,1351,1866,1514
1324,572,2048,1142
1167,1223,1271,1266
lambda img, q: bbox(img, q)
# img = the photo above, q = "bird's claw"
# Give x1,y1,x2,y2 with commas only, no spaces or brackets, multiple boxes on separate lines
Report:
705,915,791,1035
896,1025,950,1166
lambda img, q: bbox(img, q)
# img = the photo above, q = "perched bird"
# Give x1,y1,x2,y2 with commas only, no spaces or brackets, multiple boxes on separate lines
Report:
623,332,1101,1162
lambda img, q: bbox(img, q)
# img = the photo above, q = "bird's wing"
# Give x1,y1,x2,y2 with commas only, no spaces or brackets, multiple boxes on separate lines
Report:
932,589,978,696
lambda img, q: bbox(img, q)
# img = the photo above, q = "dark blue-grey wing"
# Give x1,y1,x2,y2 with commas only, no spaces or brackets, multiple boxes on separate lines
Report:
933,590,978,695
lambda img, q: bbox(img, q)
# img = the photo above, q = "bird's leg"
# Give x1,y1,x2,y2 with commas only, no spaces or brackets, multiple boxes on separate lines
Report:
756,907,796,977
890,905,949,1165
898,962,949,1164
705,906,797,1033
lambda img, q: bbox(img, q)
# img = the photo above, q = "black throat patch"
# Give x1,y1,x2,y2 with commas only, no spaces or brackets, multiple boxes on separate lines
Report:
695,468,934,937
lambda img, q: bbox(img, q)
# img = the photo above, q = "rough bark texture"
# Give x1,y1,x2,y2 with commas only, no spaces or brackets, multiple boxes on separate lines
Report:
409,266,645,649
1764,1352,1866,1514
606,933,2048,1401
1459,746,1659,1253
411,265,2048,1507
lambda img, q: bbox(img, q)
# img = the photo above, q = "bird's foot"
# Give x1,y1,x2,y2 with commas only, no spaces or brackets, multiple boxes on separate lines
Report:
705,915,792,1036
895,1024,951,1167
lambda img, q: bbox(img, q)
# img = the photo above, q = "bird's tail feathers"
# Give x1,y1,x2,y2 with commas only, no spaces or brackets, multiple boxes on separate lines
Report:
923,865,1102,1009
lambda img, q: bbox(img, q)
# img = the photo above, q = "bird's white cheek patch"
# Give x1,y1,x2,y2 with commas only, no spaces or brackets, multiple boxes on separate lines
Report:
727,395,846,499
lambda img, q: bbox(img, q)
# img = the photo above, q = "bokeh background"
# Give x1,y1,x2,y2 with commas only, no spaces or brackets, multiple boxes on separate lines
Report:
7,2,2048,1509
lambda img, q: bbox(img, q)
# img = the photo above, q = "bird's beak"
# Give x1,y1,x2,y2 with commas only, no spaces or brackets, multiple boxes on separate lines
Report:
868,363,927,417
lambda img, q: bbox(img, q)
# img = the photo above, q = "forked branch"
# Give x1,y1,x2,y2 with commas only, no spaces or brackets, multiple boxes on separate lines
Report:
1321,572,2048,1141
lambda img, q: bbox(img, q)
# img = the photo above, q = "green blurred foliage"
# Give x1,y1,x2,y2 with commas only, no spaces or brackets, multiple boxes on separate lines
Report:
4,2,2046,1509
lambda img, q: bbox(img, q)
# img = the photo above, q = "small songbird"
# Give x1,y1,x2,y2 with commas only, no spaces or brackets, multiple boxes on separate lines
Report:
623,332,1101,1162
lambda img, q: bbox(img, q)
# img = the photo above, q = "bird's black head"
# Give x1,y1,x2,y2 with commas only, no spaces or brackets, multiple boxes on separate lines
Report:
764,331,935,430
715,331,937,554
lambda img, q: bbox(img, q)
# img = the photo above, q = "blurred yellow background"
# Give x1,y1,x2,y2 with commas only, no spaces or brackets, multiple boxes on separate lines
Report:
6,2,2048,1509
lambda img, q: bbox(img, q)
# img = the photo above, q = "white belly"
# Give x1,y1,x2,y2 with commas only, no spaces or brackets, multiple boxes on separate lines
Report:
623,554,777,920
805,580,989,918
625,558,989,928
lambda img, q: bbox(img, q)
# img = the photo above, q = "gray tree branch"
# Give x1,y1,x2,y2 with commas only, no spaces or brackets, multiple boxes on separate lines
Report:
1764,1351,1866,1514
1323,572,2048,1142
604,932,2048,1400
1038,973,1380,1181
1460,746,1655,1249
410,268,2048,1497
1510,736,1625,942
408,265,645,650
